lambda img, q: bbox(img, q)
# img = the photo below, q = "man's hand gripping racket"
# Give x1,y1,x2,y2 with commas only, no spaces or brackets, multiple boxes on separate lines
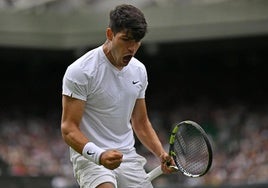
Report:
147,120,213,181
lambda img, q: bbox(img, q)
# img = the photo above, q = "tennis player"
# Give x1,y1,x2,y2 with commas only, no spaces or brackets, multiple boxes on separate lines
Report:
61,4,174,188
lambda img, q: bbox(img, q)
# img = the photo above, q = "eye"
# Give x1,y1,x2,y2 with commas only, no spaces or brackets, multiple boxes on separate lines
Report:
121,37,130,41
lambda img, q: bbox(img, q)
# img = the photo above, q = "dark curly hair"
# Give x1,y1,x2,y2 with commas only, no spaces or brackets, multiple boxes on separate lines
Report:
109,4,148,42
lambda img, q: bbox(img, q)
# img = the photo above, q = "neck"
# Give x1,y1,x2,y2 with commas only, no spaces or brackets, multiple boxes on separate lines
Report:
103,40,123,71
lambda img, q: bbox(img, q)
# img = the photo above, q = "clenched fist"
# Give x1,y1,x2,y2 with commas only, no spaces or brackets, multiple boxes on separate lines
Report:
100,150,123,170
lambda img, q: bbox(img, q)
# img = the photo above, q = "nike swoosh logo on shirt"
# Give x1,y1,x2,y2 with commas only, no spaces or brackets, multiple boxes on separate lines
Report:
132,81,139,84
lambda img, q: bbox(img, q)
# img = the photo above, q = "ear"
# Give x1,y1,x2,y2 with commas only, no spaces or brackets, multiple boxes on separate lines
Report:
106,28,113,41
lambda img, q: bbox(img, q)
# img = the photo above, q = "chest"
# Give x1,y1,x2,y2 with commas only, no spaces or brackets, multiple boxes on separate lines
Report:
88,67,143,109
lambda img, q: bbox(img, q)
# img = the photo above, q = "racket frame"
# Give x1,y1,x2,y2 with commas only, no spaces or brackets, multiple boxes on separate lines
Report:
147,120,213,181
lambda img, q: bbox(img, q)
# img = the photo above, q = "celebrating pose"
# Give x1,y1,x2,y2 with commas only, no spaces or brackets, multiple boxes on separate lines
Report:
61,4,174,188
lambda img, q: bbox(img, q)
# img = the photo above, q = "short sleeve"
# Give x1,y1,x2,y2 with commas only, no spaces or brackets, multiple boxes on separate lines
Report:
62,65,89,101
137,64,148,99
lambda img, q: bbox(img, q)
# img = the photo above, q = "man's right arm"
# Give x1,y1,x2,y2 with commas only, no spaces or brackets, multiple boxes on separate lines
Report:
61,95,123,169
61,95,88,154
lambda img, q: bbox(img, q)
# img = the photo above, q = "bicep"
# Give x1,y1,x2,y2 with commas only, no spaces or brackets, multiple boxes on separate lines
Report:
61,95,86,132
61,95,89,153
131,99,150,130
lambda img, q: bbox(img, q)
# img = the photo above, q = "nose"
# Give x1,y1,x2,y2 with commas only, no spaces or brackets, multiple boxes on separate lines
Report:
127,41,137,53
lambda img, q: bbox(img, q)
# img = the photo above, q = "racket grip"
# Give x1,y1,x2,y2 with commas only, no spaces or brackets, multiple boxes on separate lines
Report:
147,165,163,181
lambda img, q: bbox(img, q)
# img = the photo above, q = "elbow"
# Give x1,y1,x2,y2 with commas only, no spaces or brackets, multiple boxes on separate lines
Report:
61,122,72,143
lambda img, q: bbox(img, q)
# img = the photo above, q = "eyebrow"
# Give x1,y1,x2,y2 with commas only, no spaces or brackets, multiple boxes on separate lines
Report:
121,30,134,38
121,35,134,40
120,30,141,42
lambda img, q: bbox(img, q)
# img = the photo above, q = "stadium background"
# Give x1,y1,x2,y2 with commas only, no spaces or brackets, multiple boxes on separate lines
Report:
0,0,267,187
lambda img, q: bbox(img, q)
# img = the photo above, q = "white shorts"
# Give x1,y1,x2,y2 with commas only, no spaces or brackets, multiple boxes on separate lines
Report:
72,150,153,188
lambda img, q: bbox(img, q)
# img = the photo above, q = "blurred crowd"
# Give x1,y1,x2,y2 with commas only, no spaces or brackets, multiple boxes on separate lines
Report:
0,111,70,176
142,102,268,186
0,102,267,186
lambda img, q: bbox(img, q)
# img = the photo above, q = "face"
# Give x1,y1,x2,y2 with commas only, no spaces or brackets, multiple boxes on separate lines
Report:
105,28,141,70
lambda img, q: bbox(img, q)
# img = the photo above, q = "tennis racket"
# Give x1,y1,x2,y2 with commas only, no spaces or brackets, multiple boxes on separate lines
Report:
147,120,213,181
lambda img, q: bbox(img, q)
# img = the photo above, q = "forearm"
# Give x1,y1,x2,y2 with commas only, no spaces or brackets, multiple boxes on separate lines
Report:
61,122,89,154
133,121,166,157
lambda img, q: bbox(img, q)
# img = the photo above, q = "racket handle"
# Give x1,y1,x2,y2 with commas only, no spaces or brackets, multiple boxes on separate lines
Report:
147,165,163,181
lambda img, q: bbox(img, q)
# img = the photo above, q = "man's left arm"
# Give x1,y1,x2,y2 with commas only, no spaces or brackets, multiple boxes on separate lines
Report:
131,99,174,173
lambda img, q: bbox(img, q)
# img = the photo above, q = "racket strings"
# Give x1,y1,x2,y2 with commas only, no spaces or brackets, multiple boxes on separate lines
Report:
173,125,210,175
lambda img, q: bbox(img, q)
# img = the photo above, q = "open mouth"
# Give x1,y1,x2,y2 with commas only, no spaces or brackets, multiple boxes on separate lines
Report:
123,55,133,64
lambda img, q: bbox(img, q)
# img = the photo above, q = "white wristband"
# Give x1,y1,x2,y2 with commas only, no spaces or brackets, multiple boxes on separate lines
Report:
82,142,105,165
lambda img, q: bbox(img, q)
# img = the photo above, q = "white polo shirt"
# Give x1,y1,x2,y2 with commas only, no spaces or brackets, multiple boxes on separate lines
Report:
62,45,148,156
